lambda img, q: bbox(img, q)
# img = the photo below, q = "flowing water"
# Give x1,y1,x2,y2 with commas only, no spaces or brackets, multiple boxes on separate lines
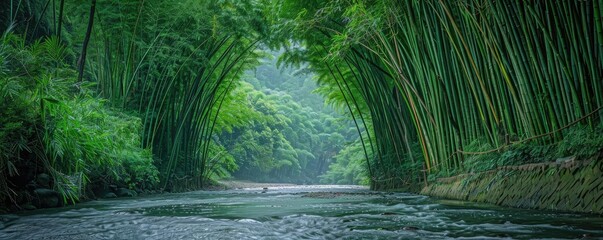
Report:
1,185,602,239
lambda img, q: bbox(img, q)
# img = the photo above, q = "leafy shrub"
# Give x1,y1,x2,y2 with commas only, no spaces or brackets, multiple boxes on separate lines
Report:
555,124,603,159
461,139,501,173
450,123,603,179
320,140,369,185
121,149,159,190
45,97,160,195
1,33,158,205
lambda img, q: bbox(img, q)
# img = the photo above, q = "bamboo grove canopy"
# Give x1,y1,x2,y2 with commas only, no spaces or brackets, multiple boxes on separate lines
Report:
276,0,603,189
1,0,601,197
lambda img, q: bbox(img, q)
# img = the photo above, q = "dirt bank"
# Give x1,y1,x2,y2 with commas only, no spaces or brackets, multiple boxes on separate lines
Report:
421,157,603,214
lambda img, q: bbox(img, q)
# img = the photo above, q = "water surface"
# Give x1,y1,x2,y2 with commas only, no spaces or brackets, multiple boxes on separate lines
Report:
1,185,602,239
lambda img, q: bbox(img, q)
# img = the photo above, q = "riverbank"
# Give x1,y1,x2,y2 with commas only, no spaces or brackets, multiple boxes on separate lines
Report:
0,179,296,213
421,156,603,214
214,180,297,190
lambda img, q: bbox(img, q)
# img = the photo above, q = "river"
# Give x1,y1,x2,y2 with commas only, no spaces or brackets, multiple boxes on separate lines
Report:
1,185,602,239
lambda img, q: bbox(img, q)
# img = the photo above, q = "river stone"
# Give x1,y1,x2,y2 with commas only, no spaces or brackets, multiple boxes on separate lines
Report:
25,181,37,191
103,192,117,198
115,188,136,197
36,173,51,188
33,188,60,208
22,203,36,210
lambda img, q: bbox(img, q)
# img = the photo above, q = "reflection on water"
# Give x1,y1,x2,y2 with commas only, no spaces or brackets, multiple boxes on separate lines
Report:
1,185,602,239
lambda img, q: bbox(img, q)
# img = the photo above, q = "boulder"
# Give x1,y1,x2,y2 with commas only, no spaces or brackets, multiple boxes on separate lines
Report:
103,192,117,198
25,181,37,191
402,226,419,231
15,190,29,205
33,188,60,208
21,204,36,210
36,173,51,188
115,188,136,197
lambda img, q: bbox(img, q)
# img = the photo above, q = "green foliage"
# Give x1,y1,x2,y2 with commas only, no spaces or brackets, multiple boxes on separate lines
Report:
460,141,551,175
0,33,73,202
0,35,39,204
277,0,603,189
459,123,603,177
65,0,271,189
320,140,369,185
203,141,238,182
120,149,158,190
216,70,353,184
0,33,156,205
45,98,159,192
461,140,500,173
5,0,599,198
555,124,603,159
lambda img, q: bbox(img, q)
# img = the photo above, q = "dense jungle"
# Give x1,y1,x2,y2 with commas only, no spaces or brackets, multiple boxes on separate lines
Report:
1,0,603,239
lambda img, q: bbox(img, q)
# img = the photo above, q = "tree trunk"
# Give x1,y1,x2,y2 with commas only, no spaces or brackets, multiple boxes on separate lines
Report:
57,0,65,42
77,0,96,83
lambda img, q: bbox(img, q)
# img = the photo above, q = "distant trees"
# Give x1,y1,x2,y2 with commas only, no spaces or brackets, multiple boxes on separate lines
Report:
215,73,354,183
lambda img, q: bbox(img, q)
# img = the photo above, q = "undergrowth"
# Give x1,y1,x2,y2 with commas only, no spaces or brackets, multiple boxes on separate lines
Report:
0,33,158,207
429,122,603,181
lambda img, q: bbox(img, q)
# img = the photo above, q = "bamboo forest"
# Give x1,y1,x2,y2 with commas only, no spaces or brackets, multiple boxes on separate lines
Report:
1,0,603,239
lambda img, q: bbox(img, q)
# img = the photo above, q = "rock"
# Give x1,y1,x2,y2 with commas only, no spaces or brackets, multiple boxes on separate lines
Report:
25,181,37,191
556,156,575,165
15,190,29,205
115,188,136,197
8,205,20,212
21,204,36,210
103,192,117,198
33,188,60,208
36,173,51,188
302,192,343,198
